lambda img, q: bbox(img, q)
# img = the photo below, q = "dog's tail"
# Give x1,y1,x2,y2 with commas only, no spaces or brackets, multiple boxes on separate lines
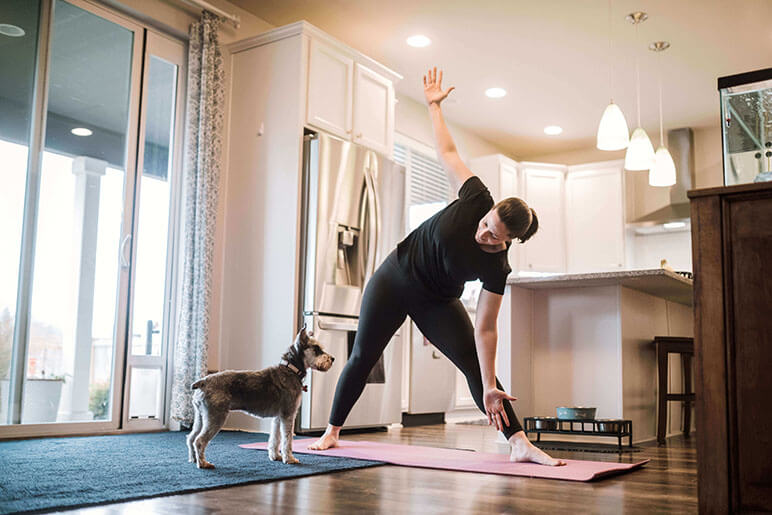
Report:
191,378,206,390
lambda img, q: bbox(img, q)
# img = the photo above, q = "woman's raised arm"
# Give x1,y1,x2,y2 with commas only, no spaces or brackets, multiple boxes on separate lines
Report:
424,67,474,194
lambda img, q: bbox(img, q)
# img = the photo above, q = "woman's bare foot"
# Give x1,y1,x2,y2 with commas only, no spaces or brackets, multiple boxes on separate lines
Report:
508,431,566,466
308,424,341,450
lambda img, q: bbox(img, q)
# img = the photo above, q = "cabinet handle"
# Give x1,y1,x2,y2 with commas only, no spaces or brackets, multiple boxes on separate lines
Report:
356,133,362,138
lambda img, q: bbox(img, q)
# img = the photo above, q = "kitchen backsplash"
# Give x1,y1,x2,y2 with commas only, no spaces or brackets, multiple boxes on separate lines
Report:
625,229,693,272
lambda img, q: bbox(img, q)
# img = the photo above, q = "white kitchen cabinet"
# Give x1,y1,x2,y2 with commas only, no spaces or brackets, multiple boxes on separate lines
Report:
306,36,396,156
521,164,566,273
470,154,520,272
469,154,519,201
353,63,394,155
222,21,400,434
500,161,517,198
565,161,626,272
306,38,353,139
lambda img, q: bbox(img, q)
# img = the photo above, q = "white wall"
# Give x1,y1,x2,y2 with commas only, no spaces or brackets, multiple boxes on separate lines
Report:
112,0,273,44
395,94,514,162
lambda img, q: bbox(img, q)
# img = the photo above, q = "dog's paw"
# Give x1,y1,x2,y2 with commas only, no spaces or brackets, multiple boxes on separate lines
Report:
268,449,282,461
283,454,300,465
197,460,215,469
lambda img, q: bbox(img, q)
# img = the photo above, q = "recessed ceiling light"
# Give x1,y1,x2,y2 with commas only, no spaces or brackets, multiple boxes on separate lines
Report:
71,127,93,137
0,24,25,37
406,35,431,48
544,125,563,135
485,87,506,98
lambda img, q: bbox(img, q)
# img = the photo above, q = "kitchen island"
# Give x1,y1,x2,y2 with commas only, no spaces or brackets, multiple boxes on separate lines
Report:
497,269,693,444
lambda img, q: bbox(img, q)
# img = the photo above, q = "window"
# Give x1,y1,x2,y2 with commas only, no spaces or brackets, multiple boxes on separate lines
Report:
393,138,451,232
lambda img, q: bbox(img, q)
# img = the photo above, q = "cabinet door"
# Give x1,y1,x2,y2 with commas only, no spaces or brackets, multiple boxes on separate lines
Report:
499,161,519,271
522,168,565,272
565,166,625,272
500,161,518,198
306,39,353,138
353,63,394,156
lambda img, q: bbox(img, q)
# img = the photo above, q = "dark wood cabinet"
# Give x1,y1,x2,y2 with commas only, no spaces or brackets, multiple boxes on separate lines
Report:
689,182,772,513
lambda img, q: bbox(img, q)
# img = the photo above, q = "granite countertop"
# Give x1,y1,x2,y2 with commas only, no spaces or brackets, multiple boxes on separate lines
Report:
507,269,693,306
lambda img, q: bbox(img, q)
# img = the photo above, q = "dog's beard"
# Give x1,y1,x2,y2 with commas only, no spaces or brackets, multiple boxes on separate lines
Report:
313,357,333,371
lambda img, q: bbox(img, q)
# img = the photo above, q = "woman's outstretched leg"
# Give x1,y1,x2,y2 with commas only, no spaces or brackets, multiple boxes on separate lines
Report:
410,297,564,465
309,256,408,450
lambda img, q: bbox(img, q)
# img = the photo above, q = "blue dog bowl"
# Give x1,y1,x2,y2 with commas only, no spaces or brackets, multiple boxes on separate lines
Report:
556,406,597,420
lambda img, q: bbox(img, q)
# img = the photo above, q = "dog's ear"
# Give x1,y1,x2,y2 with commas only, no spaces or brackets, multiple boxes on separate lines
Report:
297,325,309,344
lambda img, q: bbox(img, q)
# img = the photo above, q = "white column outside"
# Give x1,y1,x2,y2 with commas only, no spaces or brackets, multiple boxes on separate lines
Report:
57,156,107,421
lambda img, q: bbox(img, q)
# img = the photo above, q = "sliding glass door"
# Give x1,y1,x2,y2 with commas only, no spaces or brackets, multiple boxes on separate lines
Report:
0,0,186,437
123,32,186,431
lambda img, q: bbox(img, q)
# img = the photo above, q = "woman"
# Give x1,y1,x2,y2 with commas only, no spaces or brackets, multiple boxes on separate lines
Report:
309,68,564,466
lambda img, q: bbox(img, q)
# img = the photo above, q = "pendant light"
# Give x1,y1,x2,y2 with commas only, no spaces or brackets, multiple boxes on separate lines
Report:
648,41,676,186
624,12,655,171
597,0,629,150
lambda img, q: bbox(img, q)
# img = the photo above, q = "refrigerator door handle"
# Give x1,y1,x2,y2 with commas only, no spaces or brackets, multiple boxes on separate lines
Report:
317,318,359,332
362,158,378,284
368,160,381,278
358,181,368,285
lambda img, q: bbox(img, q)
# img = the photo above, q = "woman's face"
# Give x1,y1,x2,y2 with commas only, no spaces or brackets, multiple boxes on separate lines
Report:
475,208,511,247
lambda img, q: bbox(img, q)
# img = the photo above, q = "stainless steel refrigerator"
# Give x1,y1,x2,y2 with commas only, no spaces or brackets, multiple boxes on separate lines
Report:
297,131,405,432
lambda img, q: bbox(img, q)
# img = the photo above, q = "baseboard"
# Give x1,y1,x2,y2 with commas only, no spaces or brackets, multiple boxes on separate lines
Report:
401,412,445,427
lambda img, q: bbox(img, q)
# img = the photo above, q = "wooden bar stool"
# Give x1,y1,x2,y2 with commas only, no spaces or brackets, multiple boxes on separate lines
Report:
653,336,695,445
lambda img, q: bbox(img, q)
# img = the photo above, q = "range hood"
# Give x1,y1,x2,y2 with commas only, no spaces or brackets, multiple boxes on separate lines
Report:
630,128,694,226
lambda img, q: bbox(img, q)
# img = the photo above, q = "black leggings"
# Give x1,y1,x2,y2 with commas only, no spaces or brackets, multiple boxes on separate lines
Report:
329,249,523,439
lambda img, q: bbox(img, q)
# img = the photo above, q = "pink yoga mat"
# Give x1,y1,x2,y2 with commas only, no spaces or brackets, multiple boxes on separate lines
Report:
240,439,648,482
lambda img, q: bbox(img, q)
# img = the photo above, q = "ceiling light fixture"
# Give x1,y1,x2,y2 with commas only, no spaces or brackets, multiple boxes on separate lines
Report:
596,0,629,150
71,127,93,137
406,35,431,48
0,24,25,37
485,87,506,98
544,125,563,135
648,41,677,187
623,12,656,171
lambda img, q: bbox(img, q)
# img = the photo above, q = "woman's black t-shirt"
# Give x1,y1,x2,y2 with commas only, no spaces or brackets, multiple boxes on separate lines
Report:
396,175,512,298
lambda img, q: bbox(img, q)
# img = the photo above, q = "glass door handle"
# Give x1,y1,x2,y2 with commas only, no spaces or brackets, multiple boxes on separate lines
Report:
120,234,132,268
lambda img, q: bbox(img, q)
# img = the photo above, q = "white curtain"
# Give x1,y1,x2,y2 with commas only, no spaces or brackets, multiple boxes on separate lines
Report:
170,11,225,424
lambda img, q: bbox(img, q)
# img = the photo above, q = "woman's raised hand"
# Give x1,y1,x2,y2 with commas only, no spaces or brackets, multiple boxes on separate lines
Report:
484,387,517,432
423,67,455,106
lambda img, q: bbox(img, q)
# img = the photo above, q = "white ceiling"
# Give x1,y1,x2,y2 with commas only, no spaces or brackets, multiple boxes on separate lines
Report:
232,0,772,158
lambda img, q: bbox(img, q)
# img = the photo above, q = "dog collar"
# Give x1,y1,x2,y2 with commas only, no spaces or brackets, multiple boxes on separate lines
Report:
281,360,308,391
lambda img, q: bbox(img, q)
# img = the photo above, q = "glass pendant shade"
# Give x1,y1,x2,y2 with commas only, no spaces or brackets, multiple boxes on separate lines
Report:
624,127,656,170
649,146,677,186
597,102,630,150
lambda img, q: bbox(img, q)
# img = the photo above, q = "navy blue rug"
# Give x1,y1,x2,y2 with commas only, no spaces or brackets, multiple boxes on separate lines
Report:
0,431,384,514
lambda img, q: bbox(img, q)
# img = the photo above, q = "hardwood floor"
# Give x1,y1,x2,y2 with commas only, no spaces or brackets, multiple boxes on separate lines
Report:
56,422,697,514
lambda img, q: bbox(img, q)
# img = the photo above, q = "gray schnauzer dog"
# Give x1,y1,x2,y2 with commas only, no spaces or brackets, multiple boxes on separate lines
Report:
186,327,334,468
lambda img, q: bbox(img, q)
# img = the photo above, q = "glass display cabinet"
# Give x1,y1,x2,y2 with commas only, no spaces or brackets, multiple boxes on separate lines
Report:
719,68,772,185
